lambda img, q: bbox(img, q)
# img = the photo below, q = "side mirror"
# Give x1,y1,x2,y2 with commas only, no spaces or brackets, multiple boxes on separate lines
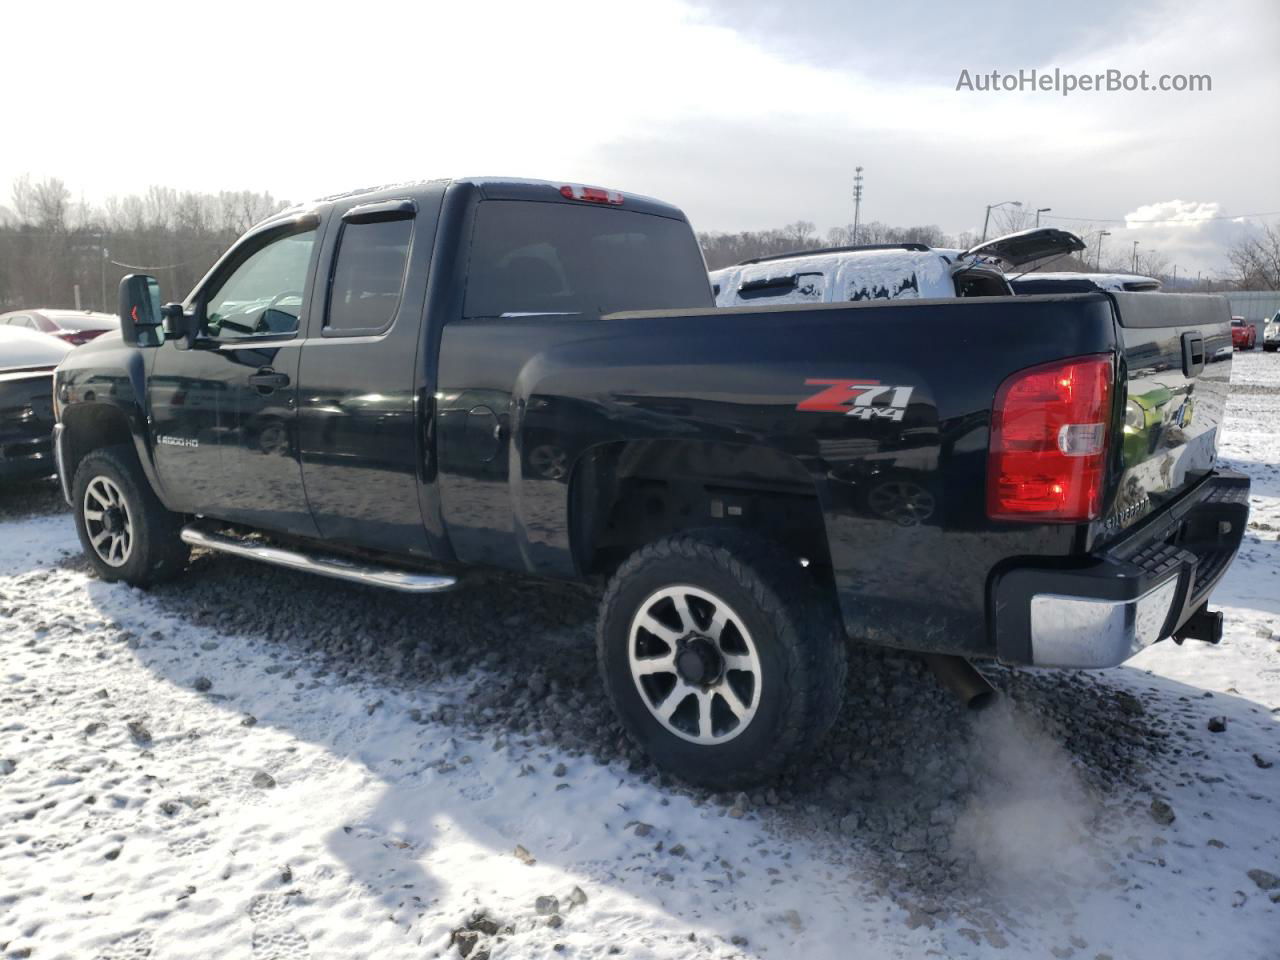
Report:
162,300,202,351
118,274,164,347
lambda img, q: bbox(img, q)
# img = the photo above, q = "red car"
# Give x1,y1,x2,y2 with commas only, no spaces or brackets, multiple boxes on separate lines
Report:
1231,316,1256,350
0,308,119,346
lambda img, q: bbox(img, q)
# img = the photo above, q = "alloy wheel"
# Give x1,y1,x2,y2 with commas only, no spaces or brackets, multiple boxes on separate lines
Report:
628,585,762,745
83,476,133,567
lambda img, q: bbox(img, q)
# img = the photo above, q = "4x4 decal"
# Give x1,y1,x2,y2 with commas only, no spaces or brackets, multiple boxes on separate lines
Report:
797,379,914,421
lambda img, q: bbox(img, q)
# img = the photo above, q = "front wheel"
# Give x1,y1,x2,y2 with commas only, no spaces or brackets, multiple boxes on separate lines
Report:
597,531,847,788
72,445,189,586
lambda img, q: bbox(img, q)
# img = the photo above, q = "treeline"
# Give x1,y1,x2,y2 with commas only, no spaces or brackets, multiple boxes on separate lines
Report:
3,175,1275,313
0,176,289,313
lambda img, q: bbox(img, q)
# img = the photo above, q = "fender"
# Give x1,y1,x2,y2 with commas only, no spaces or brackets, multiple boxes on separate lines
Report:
54,335,167,505
505,326,841,578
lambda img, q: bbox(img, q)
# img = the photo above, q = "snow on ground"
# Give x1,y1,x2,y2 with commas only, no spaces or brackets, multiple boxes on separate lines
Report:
1,351,1278,960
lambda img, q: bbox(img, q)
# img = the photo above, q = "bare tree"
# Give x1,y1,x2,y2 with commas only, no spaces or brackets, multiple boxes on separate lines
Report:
991,204,1033,236
1227,222,1280,289
0,179,289,312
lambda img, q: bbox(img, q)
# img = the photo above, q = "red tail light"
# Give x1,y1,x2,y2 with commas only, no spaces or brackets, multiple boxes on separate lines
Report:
559,183,623,205
987,354,1113,522
55,330,96,346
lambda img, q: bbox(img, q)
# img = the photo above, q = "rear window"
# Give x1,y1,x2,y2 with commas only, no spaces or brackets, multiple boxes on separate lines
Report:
463,201,712,319
326,218,413,333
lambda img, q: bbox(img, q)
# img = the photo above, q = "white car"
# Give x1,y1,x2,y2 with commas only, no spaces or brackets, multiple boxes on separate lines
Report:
1265,311,1279,353
709,228,1086,308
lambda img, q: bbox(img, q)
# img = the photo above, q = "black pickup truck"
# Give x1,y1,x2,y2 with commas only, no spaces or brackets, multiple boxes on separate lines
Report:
52,177,1248,787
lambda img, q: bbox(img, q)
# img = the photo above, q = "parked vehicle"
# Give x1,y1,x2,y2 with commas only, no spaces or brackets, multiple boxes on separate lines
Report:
52,178,1248,787
1008,272,1161,294
1264,311,1279,352
708,228,1085,307
1231,316,1256,350
0,309,120,346
1,326,72,481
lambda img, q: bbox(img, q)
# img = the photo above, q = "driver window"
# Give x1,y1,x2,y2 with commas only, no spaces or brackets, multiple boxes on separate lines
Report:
204,228,317,340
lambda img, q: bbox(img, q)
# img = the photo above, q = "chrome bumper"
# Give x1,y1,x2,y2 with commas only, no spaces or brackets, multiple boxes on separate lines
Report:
53,423,72,505
1028,576,1180,668
992,471,1250,668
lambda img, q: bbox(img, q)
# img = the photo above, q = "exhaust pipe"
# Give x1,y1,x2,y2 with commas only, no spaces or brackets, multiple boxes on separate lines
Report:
924,654,997,711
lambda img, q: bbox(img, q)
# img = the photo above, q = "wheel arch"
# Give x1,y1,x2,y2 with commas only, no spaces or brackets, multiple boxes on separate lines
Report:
60,402,158,496
567,437,832,579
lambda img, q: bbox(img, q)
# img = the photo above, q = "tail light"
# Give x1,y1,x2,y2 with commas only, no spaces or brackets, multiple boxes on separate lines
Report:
55,330,96,346
987,354,1113,522
559,184,623,205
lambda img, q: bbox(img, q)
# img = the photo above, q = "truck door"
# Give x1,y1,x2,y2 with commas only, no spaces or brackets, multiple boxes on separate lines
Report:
296,190,444,558
150,221,322,537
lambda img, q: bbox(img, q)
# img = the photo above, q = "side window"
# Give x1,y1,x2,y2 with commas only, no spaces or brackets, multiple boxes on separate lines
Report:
205,228,317,341
736,271,826,303
325,218,413,335
9,315,33,329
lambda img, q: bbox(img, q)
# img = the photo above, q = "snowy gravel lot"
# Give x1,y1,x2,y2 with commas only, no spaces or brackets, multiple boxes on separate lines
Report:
2,352,1278,960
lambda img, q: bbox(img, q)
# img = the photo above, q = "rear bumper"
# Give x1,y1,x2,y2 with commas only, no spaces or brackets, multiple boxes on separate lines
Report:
992,471,1250,668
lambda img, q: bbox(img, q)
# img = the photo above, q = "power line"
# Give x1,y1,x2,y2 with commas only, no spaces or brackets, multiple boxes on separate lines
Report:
108,255,212,271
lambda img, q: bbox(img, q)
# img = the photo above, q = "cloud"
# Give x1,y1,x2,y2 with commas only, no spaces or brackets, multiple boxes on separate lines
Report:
2,0,1275,275
1062,200,1266,278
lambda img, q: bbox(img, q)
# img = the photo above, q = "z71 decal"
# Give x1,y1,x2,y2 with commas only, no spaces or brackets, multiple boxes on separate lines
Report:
797,379,914,422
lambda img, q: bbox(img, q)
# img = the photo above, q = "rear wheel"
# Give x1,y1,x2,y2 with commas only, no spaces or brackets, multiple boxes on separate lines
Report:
597,531,846,788
72,445,189,586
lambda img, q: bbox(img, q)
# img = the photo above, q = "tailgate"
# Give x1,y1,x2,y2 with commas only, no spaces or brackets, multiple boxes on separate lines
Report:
1098,291,1232,542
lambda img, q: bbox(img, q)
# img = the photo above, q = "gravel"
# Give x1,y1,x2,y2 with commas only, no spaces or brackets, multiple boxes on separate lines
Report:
84,538,1188,922
0,477,63,523
1247,868,1279,891
0,455,1217,922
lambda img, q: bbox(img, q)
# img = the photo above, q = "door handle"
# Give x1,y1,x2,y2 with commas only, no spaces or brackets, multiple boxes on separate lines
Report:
248,368,291,392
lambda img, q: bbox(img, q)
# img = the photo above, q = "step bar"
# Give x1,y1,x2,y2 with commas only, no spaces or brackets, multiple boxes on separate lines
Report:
179,525,459,594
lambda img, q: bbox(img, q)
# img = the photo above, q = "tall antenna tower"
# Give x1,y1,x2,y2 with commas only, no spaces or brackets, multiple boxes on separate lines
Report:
851,166,864,244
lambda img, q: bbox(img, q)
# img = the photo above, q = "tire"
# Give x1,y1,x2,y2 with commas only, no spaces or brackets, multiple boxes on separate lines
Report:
72,444,189,586
597,530,847,788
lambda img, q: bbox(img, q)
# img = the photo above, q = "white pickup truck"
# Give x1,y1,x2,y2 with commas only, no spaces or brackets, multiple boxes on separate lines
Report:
709,228,1085,308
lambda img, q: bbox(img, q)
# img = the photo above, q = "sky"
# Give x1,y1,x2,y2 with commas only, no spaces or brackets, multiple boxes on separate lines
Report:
3,0,1278,275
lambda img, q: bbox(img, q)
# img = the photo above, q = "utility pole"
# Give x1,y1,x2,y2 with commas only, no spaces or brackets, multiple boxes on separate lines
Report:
1096,230,1110,270
100,240,108,311
851,166,864,245
1131,240,1140,273
1035,207,1051,227
982,200,1021,242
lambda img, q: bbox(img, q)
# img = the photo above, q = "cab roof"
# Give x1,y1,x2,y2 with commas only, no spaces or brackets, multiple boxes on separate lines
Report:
273,177,688,226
